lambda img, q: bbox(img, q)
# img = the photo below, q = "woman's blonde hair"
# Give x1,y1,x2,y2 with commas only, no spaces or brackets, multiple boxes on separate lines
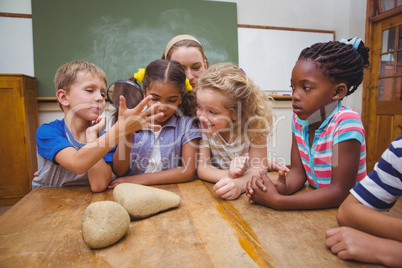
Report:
198,62,273,142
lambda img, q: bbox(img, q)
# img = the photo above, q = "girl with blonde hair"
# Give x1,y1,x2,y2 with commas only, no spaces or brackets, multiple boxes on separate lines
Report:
196,62,286,200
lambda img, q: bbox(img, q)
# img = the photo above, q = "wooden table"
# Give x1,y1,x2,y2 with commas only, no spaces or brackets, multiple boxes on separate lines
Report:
0,177,382,267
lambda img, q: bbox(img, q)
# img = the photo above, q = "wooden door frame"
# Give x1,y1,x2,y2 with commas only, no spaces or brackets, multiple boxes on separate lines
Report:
362,0,377,171
362,0,402,171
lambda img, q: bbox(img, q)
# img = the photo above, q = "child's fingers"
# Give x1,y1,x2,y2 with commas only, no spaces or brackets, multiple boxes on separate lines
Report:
133,95,153,112
246,180,254,195
255,178,267,191
141,102,162,119
97,117,106,133
277,170,287,182
325,231,343,250
261,170,275,191
144,112,164,124
118,95,128,113
213,178,226,191
146,123,162,132
213,182,230,197
281,165,290,173
229,156,249,178
325,228,340,239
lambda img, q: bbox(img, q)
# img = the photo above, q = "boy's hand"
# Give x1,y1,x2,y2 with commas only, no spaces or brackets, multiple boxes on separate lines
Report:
213,177,242,200
325,227,397,266
229,156,249,178
86,116,106,143
118,95,163,135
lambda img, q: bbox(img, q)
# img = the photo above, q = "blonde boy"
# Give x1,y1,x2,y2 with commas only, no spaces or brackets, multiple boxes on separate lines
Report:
33,61,161,192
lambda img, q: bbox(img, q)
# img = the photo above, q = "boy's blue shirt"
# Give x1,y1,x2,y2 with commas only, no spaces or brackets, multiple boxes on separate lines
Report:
33,119,114,188
36,119,114,164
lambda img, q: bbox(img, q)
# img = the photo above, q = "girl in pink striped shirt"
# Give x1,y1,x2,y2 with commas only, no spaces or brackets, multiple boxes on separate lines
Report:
247,38,370,210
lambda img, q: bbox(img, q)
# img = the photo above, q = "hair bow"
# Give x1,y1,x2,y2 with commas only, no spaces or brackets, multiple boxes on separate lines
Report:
185,79,193,91
133,68,146,83
339,37,361,53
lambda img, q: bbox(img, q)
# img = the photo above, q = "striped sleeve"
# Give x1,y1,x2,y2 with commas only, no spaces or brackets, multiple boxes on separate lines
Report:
333,109,365,146
351,135,402,211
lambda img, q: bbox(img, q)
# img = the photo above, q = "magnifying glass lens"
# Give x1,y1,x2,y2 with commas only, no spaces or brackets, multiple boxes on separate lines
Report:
107,80,143,109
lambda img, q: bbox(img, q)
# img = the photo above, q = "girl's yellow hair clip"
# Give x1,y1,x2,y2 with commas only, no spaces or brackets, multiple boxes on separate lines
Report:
134,68,192,91
185,79,193,91
133,68,145,83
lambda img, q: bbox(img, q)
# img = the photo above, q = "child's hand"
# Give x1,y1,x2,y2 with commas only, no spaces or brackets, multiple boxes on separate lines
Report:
246,175,266,204
86,116,106,143
272,168,288,194
325,227,400,266
268,161,290,173
229,156,249,178
118,95,163,135
248,170,281,209
213,177,242,200
108,177,129,188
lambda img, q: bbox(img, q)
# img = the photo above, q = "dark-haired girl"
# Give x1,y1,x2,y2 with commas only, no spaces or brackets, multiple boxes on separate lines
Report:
247,38,369,210
109,59,201,187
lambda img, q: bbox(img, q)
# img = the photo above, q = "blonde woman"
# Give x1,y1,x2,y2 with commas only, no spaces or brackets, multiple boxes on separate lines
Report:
162,34,208,91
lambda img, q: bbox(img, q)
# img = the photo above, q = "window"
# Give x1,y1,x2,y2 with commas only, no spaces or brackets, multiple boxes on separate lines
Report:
378,25,402,100
380,0,402,13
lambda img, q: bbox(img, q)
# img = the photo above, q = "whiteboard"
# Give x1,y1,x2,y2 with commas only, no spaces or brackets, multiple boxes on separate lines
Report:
238,26,334,93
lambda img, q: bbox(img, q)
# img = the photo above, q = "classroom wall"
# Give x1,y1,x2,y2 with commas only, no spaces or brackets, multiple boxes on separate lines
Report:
0,0,367,165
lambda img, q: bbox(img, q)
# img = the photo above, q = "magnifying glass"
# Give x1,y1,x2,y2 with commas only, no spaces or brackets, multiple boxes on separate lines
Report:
106,79,144,109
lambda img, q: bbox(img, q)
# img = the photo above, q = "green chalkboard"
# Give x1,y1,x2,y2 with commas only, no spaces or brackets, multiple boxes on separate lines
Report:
32,0,238,98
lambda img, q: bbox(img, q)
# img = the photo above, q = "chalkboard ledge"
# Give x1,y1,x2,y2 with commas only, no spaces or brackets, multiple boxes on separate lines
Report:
37,96,292,102
37,97,57,102
37,97,112,102
270,95,292,100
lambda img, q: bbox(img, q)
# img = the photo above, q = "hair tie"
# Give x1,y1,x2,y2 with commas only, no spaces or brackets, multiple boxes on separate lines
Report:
185,79,193,91
163,34,204,59
340,37,362,53
135,68,192,91
133,68,146,83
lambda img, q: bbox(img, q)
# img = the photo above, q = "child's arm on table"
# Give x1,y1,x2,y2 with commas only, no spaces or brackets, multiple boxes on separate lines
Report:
247,136,361,210
55,96,162,175
215,137,268,199
336,194,402,242
325,226,402,267
197,145,242,199
197,145,231,182
197,138,267,199
112,133,134,177
84,116,112,192
109,139,199,187
246,133,306,201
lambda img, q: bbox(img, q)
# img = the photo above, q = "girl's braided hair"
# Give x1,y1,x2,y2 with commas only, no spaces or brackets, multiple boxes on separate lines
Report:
298,38,370,96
